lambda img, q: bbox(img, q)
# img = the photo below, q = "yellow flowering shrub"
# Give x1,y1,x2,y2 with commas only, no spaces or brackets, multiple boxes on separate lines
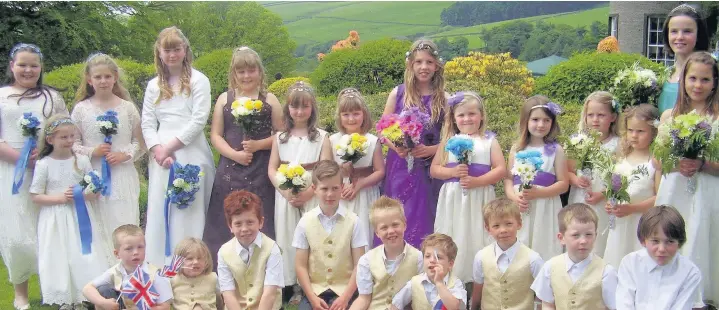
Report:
444,52,534,97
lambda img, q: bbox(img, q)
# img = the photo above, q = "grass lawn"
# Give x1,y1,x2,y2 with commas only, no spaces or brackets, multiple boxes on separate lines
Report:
0,259,56,309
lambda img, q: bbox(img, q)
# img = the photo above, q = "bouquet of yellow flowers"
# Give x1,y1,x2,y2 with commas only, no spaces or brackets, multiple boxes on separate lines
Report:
335,133,370,164
275,164,312,195
230,97,264,137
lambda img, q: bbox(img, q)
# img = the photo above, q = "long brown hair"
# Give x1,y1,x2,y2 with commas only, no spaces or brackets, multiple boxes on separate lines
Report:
619,104,659,158
513,95,561,151
280,81,320,143
673,51,719,117
153,27,193,104
228,46,267,97
403,39,447,125
74,53,132,103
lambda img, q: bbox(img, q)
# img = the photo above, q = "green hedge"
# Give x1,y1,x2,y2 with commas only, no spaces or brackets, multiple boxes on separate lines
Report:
310,38,411,97
268,76,311,102
534,52,665,105
194,49,233,101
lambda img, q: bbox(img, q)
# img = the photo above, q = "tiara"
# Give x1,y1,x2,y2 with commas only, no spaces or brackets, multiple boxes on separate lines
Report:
405,42,443,62
10,43,43,60
86,52,106,62
235,46,253,52
288,81,314,94
45,118,74,135
531,102,563,116
671,3,698,14
339,88,361,98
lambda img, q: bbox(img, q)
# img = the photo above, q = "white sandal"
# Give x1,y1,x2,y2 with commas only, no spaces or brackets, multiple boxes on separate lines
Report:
13,301,30,310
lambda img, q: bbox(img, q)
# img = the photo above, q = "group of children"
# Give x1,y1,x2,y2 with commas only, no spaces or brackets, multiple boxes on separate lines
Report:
0,4,717,310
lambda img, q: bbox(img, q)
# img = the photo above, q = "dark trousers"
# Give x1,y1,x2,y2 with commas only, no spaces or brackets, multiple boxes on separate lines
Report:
96,284,126,309
298,290,358,310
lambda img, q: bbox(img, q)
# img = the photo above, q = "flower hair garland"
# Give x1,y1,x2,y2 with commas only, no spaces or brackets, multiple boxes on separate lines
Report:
531,102,563,116
405,42,443,63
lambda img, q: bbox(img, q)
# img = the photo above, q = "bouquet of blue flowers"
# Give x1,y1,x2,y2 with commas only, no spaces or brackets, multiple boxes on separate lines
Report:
96,110,118,196
79,170,106,194
512,150,544,218
12,113,41,194
166,163,204,209
445,134,474,196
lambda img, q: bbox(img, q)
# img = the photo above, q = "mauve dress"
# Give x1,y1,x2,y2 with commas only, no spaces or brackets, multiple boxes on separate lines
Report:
380,84,443,248
203,90,275,269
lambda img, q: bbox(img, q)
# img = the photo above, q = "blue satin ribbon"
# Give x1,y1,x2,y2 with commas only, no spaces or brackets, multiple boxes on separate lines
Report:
101,136,112,196
163,162,179,257
12,137,36,194
73,184,93,254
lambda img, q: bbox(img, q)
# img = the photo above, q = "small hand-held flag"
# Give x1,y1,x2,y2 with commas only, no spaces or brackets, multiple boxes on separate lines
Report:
433,300,448,310
158,255,185,278
121,266,160,310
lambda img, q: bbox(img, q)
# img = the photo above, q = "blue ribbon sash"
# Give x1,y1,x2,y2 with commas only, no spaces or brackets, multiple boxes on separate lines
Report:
12,137,36,194
101,136,112,196
163,162,179,257
73,184,93,254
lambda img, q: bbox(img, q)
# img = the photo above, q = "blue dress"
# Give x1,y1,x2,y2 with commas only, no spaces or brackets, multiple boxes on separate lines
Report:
658,81,679,114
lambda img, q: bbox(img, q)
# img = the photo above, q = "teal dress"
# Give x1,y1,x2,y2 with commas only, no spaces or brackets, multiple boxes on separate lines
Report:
658,81,679,114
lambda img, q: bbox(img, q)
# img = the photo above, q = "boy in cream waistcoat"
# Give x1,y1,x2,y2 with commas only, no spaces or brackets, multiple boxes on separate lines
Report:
293,160,368,310
217,190,284,310
83,224,174,310
530,203,618,310
471,198,544,310
391,233,467,310
170,238,219,310
350,196,423,310
616,205,703,310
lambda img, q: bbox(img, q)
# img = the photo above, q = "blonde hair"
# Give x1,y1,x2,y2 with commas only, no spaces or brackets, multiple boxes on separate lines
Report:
228,46,267,97
369,196,406,227
37,115,80,175
514,95,561,151
74,53,132,103
336,88,372,134
558,203,598,233
421,233,458,261
174,237,213,276
112,224,144,250
280,81,320,143
438,92,487,165
403,39,447,125
577,91,620,137
153,27,193,104
674,51,719,117
619,104,659,158
482,197,522,227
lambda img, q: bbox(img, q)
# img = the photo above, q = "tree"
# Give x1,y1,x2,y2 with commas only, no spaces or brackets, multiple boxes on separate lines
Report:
481,21,534,58
436,37,469,61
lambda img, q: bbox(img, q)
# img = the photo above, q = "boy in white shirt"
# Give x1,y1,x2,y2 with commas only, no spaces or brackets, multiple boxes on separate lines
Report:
391,233,467,310
350,196,423,310
471,198,544,310
615,205,703,310
293,160,368,310
530,203,618,309
83,224,173,310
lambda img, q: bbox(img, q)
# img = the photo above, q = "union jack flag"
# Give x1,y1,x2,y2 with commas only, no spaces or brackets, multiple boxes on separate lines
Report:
158,255,185,278
433,300,448,310
121,266,159,310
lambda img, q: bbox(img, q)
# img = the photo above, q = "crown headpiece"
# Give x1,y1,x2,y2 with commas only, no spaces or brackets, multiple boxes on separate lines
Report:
10,43,43,60
405,42,443,62
45,118,74,135
339,88,361,99
671,3,698,14
288,81,314,94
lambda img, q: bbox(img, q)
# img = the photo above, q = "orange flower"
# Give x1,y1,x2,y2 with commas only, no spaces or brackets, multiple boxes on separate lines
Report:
597,36,619,53
317,53,325,61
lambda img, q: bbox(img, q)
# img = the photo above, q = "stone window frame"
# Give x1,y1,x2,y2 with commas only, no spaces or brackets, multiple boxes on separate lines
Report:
608,14,618,39
643,14,674,67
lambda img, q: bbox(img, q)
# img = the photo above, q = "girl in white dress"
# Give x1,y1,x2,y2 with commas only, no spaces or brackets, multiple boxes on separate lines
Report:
267,81,332,304
656,51,719,307
603,104,661,269
329,88,385,250
71,53,145,266
0,43,68,310
430,91,506,283
504,95,568,260
29,115,109,308
567,91,621,255
141,27,216,267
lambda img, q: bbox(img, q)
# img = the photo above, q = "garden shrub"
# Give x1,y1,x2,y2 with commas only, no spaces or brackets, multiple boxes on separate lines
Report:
194,48,233,101
268,76,311,101
534,51,665,105
444,52,535,98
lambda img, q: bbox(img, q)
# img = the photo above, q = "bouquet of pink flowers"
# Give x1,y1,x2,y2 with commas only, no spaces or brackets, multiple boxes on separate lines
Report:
376,107,430,171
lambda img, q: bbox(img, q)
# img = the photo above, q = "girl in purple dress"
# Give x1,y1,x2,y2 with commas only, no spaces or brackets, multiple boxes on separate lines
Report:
380,39,448,248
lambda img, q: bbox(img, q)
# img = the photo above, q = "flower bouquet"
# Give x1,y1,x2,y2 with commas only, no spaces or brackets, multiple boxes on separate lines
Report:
610,61,663,107
444,134,474,195
12,113,41,194
512,150,544,217
376,107,430,171
74,170,106,254
97,110,119,196
652,111,719,192
562,130,603,183
592,150,648,233
276,164,312,195
230,96,264,138
335,133,370,164
167,163,204,209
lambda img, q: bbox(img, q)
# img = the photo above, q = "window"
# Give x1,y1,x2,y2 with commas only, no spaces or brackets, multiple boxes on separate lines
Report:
608,15,618,38
645,15,674,66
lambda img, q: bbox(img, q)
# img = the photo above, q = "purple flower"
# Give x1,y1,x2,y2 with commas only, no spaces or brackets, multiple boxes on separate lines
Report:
448,92,465,107
544,141,557,156
485,130,496,140
611,173,622,191
547,102,563,116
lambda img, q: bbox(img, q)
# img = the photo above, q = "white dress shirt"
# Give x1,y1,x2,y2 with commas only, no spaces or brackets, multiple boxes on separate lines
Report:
356,243,424,295
530,253,617,309
292,205,368,250
615,249,703,310
472,240,544,284
216,234,284,292
91,261,174,303
391,273,467,309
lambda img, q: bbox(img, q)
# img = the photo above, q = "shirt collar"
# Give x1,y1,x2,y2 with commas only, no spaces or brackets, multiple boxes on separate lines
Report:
564,252,593,272
381,242,408,262
493,239,520,262
420,272,450,286
640,248,680,272
234,233,263,255
318,205,347,219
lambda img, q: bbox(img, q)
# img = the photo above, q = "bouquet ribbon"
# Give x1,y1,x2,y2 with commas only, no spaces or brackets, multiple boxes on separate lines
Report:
72,184,93,254
512,172,557,187
101,136,112,196
444,163,490,183
12,137,36,194
163,162,180,257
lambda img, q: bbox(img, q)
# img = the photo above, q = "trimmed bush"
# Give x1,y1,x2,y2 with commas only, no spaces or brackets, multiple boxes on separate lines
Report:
534,52,665,105
445,52,534,97
268,77,311,101
310,38,411,97
194,48,233,101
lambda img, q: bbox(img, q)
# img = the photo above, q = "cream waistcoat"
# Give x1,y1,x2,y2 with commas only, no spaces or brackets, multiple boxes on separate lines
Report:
305,207,359,295
171,273,218,310
480,243,536,310
549,254,605,310
367,244,421,309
